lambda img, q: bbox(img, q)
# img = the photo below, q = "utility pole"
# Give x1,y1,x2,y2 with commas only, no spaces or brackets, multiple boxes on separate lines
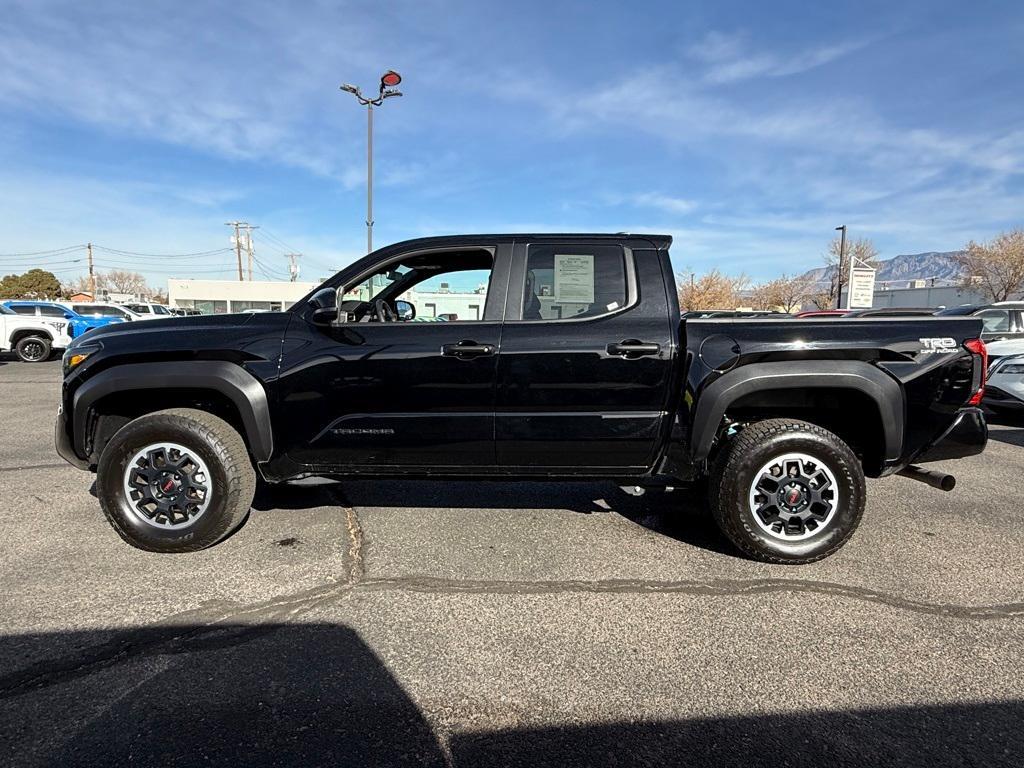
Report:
242,225,258,280
285,254,301,282
834,225,847,310
87,242,95,298
340,71,403,253
225,221,248,281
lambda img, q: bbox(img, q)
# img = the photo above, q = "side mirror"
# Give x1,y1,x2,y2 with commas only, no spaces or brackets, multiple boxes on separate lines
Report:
308,287,336,310
395,300,416,321
64,312,75,319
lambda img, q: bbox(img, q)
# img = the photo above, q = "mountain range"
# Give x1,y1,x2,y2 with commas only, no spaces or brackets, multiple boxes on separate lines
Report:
797,251,964,287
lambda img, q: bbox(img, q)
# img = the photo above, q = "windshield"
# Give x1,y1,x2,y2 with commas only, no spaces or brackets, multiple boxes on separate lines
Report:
0,304,13,315
153,305,170,315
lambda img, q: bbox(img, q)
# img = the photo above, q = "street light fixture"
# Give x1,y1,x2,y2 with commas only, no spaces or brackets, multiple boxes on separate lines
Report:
835,225,847,310
340,71,404,253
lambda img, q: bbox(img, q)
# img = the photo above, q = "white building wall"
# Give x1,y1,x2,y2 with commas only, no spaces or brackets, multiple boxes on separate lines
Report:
168,279,320,314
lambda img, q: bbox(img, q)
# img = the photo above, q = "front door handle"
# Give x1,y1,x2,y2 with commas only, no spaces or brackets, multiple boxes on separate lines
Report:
607,339,661,358
441,340,496,358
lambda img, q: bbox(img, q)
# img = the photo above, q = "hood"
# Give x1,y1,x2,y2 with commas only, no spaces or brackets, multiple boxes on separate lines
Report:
70,311,263,346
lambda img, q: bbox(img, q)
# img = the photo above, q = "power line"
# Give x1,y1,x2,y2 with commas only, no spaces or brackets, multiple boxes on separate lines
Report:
92,245,235,258
0,245,86,258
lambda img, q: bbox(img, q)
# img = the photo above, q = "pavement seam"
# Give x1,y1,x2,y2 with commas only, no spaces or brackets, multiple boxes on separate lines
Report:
0,462,69,473
352,575,1024,620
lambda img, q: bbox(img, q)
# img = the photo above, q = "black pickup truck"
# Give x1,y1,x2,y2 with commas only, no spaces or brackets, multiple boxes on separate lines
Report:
56,234,988,563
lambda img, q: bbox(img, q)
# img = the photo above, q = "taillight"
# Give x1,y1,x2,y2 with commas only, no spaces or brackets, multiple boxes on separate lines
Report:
964,338,988,405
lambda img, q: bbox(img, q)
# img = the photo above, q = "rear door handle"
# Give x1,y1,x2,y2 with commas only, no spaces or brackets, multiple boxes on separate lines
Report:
607,340,661,358
441,340,496,358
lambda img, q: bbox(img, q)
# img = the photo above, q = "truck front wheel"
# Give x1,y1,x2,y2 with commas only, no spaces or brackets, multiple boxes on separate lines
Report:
96,408,255,552
710,419,865,564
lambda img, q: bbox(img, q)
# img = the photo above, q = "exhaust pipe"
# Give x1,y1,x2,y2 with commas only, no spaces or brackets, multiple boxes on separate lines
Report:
898,465,956,492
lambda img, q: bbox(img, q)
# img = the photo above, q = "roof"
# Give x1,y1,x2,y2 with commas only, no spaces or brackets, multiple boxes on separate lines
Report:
374,233,674,251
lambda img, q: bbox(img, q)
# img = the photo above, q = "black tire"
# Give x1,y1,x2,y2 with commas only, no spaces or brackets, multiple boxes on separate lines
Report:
709,418,865,564
15,335,51,363
96,408,255,552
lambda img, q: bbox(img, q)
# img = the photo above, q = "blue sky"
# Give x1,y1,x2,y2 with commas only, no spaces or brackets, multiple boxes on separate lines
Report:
0,0,1022,288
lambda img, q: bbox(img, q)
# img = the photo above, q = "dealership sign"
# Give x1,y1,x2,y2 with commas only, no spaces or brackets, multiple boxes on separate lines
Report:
848,267,876,308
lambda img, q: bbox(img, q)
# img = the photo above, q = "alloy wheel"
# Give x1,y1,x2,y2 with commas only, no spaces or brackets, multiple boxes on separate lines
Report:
122,442,213,529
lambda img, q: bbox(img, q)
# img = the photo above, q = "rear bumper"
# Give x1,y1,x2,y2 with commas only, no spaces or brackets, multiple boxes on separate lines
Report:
55,408,89,470
914,407,988,464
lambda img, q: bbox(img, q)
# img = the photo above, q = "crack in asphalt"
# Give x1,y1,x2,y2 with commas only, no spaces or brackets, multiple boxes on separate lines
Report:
0,462,69,473
353,576,1024,619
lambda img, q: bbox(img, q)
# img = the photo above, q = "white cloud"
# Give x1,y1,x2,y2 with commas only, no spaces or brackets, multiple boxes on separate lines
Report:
687,31,871,84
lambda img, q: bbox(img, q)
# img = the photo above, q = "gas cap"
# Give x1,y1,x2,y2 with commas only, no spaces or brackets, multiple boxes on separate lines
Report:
699,334,741,372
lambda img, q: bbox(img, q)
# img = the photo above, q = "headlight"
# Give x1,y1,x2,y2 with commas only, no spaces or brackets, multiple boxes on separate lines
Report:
62,342,101,375
997,363,1024,375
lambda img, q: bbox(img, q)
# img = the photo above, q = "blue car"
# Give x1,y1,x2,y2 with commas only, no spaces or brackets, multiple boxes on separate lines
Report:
2,300,126,338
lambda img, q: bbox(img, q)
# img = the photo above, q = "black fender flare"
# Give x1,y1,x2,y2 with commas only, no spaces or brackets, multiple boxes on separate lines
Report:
72,361,273,461
689,360,904,462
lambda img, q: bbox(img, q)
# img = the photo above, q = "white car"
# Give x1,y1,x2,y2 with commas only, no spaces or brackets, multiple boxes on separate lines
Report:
0,303,73,362
60,302,142,322
984,339,1024,414
122,302,175,319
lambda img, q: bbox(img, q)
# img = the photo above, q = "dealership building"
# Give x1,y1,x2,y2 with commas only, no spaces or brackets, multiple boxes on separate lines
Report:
167,278,490,320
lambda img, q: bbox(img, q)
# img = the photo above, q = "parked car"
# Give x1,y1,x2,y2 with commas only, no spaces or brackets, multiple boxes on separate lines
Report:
682,310,791,319
2,300,125,338
56,233,988,563
0,303,72,361
983,339,1024,414
61,302,142,322
169,307,202,316
935,302,1024,342
842,307,938,317
794,310,850,318
122,302,174,319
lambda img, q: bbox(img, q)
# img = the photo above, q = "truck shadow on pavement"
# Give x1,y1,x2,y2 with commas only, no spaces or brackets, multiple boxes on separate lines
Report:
252,479,741,558
0,623,1020,767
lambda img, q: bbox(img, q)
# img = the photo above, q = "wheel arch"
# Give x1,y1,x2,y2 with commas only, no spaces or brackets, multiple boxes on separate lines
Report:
10,327,54,345
690,361,903,472
72,361,273,465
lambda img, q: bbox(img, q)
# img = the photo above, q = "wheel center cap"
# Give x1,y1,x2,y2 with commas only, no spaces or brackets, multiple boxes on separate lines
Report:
156,474,181,496
779,482,808,510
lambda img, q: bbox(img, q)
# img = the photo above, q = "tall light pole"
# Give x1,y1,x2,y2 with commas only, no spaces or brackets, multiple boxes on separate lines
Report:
834,224,847,310
340,70,403,253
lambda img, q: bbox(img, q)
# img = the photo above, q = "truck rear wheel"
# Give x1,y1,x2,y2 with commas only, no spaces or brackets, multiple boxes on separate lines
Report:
96,408,255,552
710,419,865,564
15,335,51,362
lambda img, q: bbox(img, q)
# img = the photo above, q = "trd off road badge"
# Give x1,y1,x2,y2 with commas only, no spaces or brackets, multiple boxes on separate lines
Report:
918,337,958,354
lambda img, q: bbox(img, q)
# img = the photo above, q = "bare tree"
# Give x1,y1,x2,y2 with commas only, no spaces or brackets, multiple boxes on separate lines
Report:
953,229,1024,302
678,269,749,311
750,274,810,313
818,236,879,309
101,270,148,296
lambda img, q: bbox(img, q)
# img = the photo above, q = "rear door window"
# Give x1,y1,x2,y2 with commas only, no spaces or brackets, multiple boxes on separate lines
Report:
520,244,629,321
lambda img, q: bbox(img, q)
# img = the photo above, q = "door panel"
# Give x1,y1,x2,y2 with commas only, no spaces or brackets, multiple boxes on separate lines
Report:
278,321,501,468
494,243,674,470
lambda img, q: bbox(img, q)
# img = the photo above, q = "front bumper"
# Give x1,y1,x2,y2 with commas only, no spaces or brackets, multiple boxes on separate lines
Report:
55,408,89,470
914,407,988,464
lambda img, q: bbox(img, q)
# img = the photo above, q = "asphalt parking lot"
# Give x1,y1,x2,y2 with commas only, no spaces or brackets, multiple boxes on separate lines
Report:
1,357,1022,766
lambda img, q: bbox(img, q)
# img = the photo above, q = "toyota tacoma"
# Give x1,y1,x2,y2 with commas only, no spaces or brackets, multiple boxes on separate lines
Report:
55,234,989,562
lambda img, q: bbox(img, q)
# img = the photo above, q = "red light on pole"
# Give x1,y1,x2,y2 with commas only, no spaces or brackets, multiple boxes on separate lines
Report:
380,70,402,88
